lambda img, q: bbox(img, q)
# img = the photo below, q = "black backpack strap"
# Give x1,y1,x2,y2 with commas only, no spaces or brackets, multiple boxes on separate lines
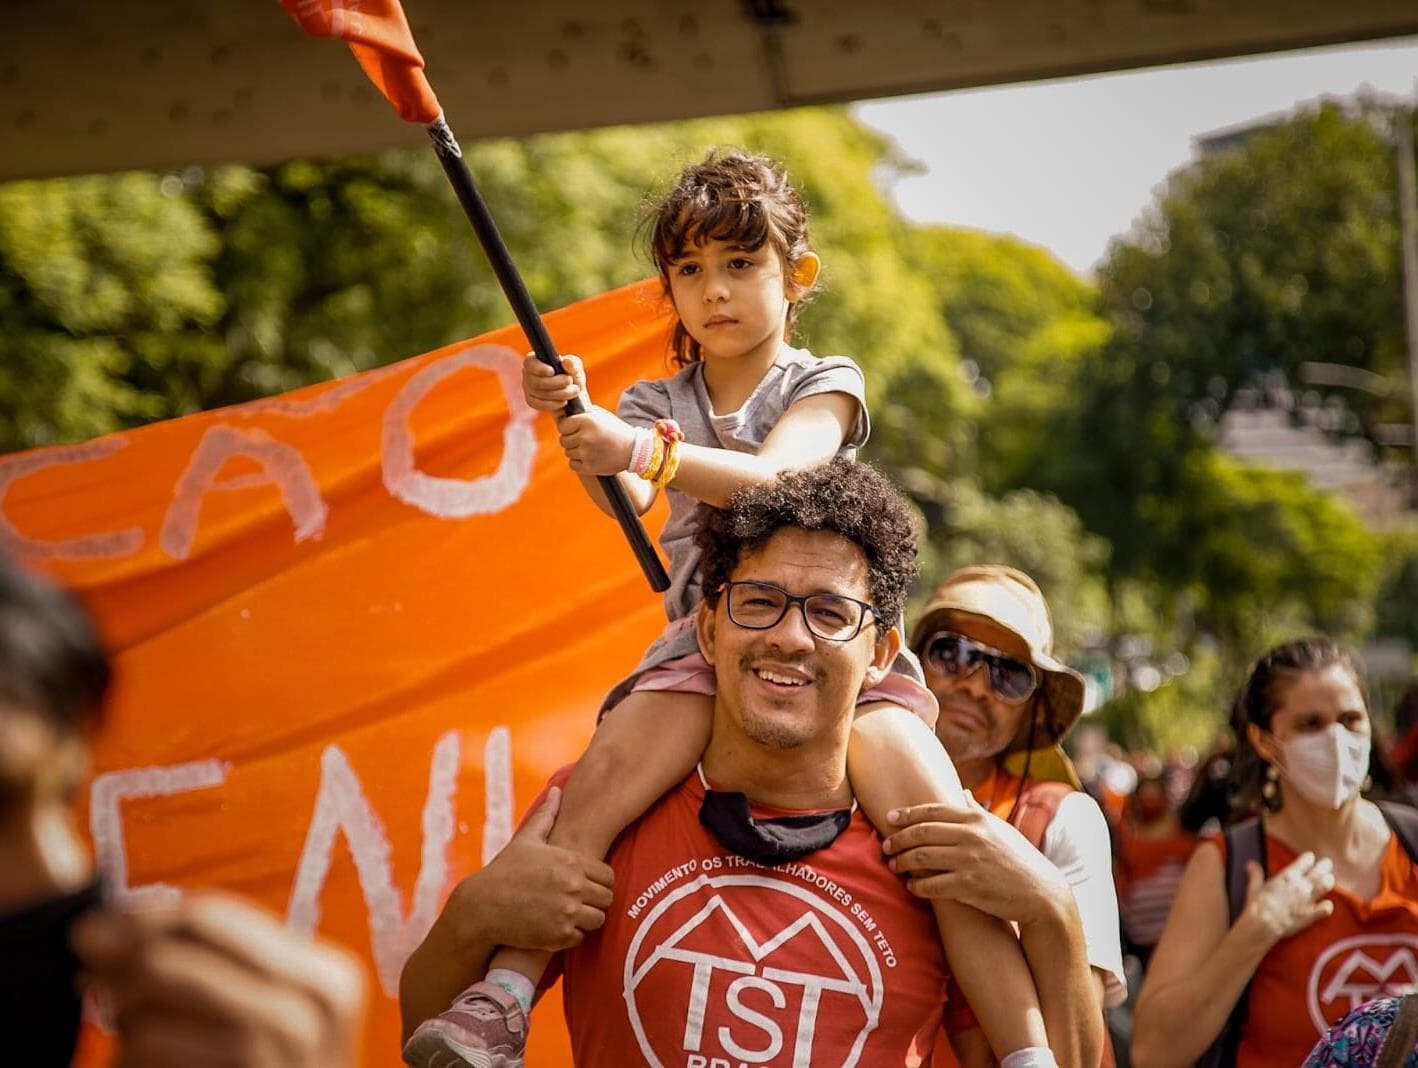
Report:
1225,818,1264,923
1196,818,1266,1068
1378,800,1418,864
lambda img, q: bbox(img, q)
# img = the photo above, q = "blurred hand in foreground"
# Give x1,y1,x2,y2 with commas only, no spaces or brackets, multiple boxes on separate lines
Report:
74,892,366,1068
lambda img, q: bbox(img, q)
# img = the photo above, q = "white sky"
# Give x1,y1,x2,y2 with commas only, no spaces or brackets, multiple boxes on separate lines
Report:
854,36,1418,275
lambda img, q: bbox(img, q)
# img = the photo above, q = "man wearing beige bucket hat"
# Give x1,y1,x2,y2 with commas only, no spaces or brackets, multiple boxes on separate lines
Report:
883,564,1127,1065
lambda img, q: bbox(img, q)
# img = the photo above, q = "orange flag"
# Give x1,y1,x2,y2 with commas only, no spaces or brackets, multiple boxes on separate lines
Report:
281,0,442,124
4,280,673,1066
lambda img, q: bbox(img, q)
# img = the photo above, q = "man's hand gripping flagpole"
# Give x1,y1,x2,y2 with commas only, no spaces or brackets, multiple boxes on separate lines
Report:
279,0,671,593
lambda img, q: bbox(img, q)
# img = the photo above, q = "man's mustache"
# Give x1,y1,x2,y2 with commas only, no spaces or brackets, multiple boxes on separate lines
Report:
736,652,821,684
940,693,996,730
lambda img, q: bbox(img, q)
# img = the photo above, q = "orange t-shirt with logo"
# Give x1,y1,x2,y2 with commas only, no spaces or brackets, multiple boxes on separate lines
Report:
1212,827,1418,1068
541,767,951,1067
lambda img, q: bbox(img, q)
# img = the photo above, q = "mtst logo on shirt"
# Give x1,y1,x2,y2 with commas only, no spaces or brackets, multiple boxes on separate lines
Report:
623,872,884,1068
1307,933,1418,1033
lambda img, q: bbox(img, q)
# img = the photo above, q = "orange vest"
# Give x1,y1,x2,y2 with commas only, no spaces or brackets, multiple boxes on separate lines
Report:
933,768,1116,1067
1214,828,1418,1067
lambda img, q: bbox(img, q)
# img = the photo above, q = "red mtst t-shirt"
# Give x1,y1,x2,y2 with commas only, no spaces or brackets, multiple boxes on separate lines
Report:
1210,826,1418,1068
539,767,951,1067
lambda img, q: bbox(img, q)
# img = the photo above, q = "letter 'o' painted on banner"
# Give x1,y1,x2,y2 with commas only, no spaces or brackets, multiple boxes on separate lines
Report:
381,345,537,518
0,439,144,560
160,425,328,560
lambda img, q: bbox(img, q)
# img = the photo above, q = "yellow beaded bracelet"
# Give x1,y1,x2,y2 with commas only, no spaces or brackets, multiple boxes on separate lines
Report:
652,437,681,489
640,433,667,484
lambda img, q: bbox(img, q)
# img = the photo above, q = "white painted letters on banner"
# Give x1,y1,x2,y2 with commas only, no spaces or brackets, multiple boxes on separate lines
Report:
381,345,536,519
286,732,462,995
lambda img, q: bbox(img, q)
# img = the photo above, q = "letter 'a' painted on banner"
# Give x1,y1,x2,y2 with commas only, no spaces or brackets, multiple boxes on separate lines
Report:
278,0,670,592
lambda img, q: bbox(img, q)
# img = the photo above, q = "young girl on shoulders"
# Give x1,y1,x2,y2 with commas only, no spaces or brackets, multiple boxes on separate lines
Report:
404,151,1057,1068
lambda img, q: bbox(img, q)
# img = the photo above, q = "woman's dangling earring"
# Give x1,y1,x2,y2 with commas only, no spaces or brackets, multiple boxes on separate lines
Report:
1362,774,1373,793
1262,763,1280,810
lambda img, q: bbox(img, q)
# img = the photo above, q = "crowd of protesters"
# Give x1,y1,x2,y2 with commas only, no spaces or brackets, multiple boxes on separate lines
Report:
8,492,1418,1066
7,148,1418,1068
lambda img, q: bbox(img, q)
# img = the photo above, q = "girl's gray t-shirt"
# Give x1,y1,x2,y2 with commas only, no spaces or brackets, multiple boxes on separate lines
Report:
610,345,869,686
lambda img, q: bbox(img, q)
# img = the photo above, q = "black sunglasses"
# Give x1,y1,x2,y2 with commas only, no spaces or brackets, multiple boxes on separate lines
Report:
922,631,1039,704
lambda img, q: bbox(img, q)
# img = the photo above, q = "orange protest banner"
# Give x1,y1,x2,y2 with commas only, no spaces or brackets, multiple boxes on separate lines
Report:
4,279,674,1066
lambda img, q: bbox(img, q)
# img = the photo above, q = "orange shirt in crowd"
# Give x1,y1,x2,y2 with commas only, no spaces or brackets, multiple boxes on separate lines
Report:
1115,821,1195,948
540,767,952,1067
1210,827,1418,1068
934,767,1116,1068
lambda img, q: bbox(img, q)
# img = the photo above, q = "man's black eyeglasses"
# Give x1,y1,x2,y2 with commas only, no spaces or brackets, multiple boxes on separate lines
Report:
922,631,1039,704
718,581,879,642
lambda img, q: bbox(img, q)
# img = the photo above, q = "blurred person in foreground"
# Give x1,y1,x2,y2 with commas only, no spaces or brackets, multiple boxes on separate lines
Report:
0,555,364,1067
1112,770,1195,971
1133,636,1417,1068
888,565,1126,1066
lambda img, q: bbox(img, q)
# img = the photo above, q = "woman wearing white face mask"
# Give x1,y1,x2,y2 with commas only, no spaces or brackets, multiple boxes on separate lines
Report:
1132,637,1416,1068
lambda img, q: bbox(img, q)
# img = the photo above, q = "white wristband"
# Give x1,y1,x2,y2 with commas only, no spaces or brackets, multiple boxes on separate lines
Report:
1001,1049,1058,1068
627,426,653,475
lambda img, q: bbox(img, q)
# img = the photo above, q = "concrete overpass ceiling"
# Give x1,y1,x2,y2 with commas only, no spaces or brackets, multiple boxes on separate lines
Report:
3,1,1416,182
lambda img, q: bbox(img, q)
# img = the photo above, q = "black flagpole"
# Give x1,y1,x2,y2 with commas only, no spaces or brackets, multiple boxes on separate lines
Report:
425,117,670,593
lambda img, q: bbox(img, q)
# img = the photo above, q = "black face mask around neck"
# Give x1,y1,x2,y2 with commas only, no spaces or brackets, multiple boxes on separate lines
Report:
699,787,852,866
0,879,103,1067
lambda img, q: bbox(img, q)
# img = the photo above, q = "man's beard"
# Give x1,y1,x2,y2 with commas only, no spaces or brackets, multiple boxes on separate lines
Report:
741,711,810,750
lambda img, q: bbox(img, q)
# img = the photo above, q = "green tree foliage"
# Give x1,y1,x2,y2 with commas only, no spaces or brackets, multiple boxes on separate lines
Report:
918,100,1408,748
913,479,1112,656
0,174,225,449
1175,451,1380,650
908,225,1098,383
1374,525,1418,650
1097,641,1227,755
1100,99,1407,434
1018,100,1404,629
0,107,973,465
904,225,1108,491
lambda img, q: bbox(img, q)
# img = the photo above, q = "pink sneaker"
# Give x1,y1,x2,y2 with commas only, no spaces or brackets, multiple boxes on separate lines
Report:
402,980,528,1068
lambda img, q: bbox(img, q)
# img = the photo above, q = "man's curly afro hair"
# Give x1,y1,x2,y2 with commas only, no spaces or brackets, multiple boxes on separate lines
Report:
696,458,918,628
